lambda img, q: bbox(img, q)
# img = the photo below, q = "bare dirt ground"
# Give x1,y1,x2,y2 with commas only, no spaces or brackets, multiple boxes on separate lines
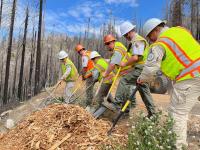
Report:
0,81,199,149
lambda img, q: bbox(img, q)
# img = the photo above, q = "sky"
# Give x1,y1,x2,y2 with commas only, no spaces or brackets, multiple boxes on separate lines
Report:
0,0,168,37
44,0,168,36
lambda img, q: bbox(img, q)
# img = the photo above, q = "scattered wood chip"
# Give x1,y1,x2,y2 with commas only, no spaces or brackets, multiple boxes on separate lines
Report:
0,104,127,150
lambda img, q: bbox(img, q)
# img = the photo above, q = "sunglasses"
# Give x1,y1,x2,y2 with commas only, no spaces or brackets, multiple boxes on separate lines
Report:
105,41,112,46
124,33,129,38
78,48,85,53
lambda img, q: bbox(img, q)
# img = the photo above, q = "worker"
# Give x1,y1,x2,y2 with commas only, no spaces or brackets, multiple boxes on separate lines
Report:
103,34,133,78
90,51,115,108
103,34,134,113
57,50,79,102
137,18,200,149
117,21,155,117
75,44,94,110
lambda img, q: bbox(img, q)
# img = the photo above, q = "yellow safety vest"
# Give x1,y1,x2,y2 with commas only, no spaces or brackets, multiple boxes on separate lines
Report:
61,58,79,81
131,34,149,65
113,41,132,76
152,26,200,82
94,58,114,84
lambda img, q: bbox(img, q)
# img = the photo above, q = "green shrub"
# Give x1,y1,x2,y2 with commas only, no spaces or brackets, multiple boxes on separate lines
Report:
126,111,177,150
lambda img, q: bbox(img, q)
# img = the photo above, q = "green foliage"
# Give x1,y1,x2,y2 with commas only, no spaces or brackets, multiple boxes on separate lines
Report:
126,111,177,150
44,96,65,106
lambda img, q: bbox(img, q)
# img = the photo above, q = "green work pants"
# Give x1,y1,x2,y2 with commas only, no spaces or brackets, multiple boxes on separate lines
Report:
86,77,94,106
115,65,155,116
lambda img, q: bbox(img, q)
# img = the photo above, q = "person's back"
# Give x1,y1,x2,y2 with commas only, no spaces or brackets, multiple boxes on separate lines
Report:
153,26,200,81
139,18,200,149
61,58,79,81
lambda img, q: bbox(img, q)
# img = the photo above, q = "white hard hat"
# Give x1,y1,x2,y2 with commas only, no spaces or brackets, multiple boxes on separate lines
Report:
90,51,101,59
143,18,167,37
120,21,136,36
57,50,68,60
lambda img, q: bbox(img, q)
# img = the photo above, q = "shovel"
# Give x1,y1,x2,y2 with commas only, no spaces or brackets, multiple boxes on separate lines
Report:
107,86,138,135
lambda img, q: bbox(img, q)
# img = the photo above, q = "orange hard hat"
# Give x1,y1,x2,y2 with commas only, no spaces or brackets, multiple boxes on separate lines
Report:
103,34,116,44
75,44,85,52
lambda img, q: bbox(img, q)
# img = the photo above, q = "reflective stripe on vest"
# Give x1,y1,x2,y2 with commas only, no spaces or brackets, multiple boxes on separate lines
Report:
95,63,106,73
176,58,200,80
114,42,132,76
95,58,107,81
115,46,130,61
156,26,200,81
158,37,200,80
158,37,192,67
61,59,79,81
95,58,114,84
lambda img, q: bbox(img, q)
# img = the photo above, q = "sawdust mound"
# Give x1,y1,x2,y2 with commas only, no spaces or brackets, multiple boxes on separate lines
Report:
0,104,127,150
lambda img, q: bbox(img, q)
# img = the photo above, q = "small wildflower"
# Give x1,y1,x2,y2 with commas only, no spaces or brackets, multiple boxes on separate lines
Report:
167,146,171,149
159,146,164,149
166,139,170,142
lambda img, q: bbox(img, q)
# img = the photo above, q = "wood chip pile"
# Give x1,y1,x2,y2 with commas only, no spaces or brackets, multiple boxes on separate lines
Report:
0,104,127,150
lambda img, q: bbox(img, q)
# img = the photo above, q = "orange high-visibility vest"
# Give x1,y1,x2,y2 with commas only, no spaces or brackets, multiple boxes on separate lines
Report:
82,50,94,78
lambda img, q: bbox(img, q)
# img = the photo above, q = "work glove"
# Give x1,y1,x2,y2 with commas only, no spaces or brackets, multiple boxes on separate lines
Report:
82,75,86,81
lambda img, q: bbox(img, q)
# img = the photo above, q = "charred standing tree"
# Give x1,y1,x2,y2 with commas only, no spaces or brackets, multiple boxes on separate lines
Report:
171,0,183,26
191,0,200,40
197,2,200,41
34,0,43,95
29,30,36,85
3,0,17,104
0,0,3,28
18,7,29,100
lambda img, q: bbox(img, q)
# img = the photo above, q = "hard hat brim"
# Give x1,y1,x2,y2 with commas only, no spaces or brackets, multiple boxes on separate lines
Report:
145,20,167,37
58,54,68,60
120,25,136,37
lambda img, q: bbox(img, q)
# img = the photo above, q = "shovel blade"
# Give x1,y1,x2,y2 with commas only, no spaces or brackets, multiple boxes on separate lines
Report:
93,106,106,119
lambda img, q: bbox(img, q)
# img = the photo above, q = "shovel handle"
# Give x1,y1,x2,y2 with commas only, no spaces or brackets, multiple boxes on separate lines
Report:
107,86,138,135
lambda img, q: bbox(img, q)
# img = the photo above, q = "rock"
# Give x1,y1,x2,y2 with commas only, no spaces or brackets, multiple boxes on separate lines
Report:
5,119,15,129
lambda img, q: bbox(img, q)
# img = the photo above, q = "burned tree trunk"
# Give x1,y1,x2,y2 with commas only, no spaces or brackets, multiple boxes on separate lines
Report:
3,0,17,104
0,0,3,28
18,7,29,100
34,0,43,95
171,0,183,26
